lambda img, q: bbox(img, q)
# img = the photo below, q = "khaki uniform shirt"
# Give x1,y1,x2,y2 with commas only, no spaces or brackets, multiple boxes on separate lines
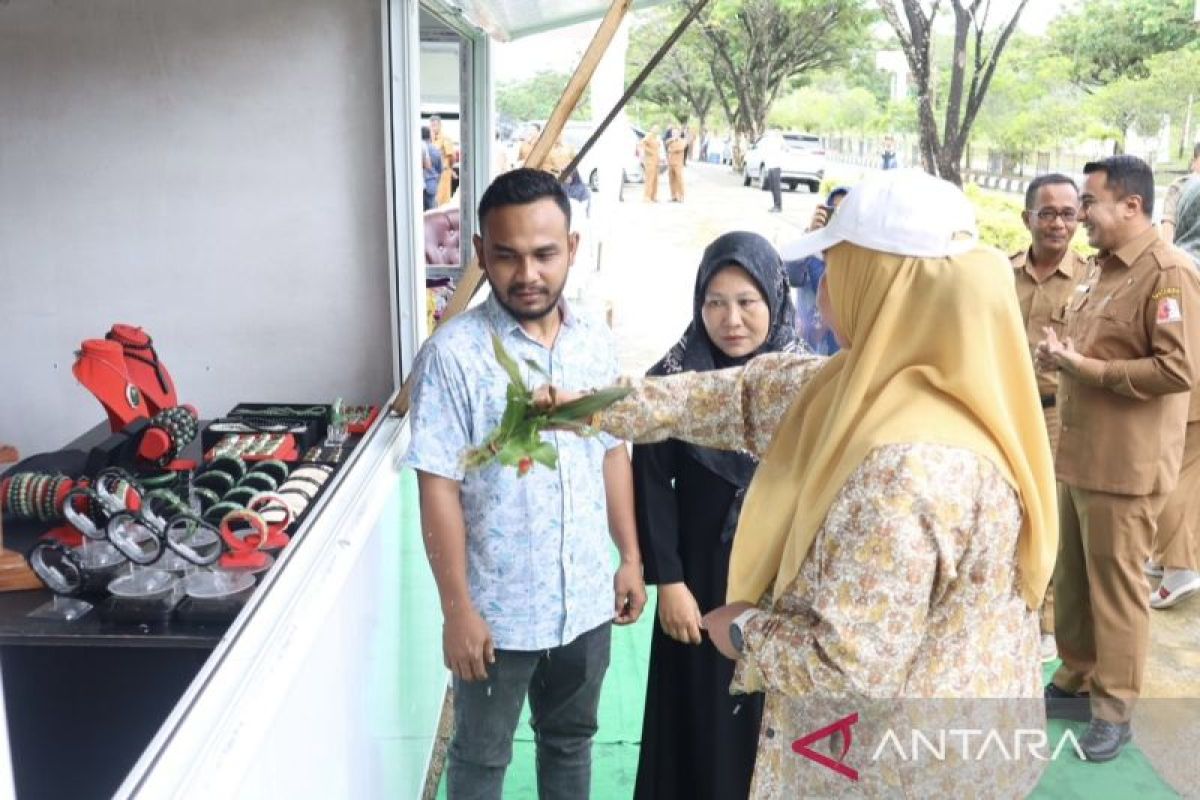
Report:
641,135,661,165
1056,227,1200,495
1011,248,1087,399
545,142,574,178
1162,175,1192,230
666,136,687,167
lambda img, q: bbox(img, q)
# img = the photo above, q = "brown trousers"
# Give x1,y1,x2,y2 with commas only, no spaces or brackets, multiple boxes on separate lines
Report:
643,161,659,201
1152,420,1200,571
668,164,684,201
1040,406,1060,634
1052,483,1165,723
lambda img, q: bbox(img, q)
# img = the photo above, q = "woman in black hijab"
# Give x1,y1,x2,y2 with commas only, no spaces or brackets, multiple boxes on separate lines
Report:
633,231,806,800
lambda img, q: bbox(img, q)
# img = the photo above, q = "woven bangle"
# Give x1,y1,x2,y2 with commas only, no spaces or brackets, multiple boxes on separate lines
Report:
219,509,269,551
223,487,257,508
139,470,179,491
191,486,221,512
28,540,85,596
288,471,328,489
279,479,321,496
105,510,164,565
277,489,311,516
142,489,187,530
207,456,246,481
252,459,290,484
238,472,277,493
246,491,295,529
62,485,109,539
193,470,235,496
163,512,223,566
203,501,243,526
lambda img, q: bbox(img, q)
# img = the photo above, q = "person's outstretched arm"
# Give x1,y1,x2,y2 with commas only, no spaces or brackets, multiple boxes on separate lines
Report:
596,352,825,457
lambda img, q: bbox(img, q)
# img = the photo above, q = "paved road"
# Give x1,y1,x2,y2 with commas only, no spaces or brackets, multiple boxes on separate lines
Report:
595,161,828,374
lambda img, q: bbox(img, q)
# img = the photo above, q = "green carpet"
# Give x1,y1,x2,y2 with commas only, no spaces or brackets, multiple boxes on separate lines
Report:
436,594,1181,799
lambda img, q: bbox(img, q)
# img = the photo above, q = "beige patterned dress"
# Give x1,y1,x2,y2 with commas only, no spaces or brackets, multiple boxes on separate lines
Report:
600,353,1046,798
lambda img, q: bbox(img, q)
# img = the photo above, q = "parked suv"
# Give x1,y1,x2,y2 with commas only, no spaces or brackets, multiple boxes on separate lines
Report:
742,131,825,193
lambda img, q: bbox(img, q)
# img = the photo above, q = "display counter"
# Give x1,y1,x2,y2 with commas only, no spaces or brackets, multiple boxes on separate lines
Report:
113,406,446,798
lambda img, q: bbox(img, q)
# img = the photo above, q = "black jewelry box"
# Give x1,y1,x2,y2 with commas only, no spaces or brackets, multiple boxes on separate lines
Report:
199,403,330,456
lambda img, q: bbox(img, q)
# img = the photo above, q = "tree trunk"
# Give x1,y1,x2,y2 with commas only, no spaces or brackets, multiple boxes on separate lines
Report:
937,146,963,186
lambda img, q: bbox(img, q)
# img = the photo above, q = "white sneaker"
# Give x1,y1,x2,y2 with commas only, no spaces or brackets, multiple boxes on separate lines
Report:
1144,558,1164,578
1150,569,1200,609
1039,634,1058,663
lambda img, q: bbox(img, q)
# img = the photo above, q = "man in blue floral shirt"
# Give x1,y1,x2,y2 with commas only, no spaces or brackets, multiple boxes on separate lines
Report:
403,168,646,800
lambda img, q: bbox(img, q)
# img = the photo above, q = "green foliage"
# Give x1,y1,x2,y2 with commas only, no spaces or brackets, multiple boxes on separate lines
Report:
496,70,591,123
462,335,631,477
1083,45,1200,147
964,185,1093,257
688,0,875,138
768,87,837,132
628,8,715,127
971,34,1088,153
1051,0,1199,88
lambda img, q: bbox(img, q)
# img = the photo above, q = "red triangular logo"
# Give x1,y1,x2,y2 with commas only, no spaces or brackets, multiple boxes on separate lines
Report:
791,712,860,781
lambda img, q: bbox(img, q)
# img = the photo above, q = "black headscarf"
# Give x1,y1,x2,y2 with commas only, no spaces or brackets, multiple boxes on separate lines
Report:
648,231,808,541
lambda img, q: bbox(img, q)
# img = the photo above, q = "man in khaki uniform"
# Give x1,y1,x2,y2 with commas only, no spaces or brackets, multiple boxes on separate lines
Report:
544,136,575,180
1160,142,1200,243
517,123,542,166
1149,178,1200,607
1038,155,1200,762
641,126,661,202
1010,173,1086,664
666,128,688,202
430,116,458,206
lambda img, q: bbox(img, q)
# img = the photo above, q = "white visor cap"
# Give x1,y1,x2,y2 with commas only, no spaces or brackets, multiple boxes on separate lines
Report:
781,169,979,260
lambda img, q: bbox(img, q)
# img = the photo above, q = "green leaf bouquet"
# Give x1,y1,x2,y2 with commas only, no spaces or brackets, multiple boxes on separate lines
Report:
463,333,631,477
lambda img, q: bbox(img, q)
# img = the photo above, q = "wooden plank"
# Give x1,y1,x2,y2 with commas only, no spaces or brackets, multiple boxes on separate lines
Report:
391,0,633,416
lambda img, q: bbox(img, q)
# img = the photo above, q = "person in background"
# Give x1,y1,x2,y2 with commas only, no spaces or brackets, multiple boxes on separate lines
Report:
1161,143,1200,243
633,232,805,800
667,128,689,203
783,187,849,354
641,125,662,202
545,135,576,180
421,126,442,211
518,122,542,165
492,129,510,177
541,169,1056,796
881,135,899,170
404,169,646,799
1038,155,1200,762
1147,177,1200,609
430,115,458,206
758,133,787,215
1009,173,1087,663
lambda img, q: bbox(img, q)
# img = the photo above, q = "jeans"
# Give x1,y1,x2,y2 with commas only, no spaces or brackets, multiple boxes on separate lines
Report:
765,167,783,209
447,622,612,800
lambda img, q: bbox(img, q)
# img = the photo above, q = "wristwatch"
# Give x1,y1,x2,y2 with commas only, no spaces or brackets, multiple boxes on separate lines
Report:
729,609,761,654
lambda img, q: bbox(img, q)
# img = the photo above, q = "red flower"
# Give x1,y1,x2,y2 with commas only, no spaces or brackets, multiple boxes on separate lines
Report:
517,457,533,476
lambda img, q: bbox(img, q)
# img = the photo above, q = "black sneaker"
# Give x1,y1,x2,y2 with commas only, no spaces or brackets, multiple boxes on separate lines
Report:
1044,683,1091,722
1079,719,1132,763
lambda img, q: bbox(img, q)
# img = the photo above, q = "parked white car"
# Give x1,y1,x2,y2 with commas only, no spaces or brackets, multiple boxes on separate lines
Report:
742,131,826,193
512,121,645,192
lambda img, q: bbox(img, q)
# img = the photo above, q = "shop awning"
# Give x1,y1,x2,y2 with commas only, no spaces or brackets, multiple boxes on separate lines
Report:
448,0,667,40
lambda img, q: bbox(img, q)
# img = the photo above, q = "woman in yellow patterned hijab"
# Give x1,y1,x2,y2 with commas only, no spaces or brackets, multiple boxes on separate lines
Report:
729,239,1058,613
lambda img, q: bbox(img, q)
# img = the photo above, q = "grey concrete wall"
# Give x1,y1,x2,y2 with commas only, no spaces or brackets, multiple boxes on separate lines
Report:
0,0,393,456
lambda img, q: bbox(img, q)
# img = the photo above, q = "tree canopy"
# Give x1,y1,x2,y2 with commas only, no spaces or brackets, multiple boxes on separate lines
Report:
1051,0,1199,88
